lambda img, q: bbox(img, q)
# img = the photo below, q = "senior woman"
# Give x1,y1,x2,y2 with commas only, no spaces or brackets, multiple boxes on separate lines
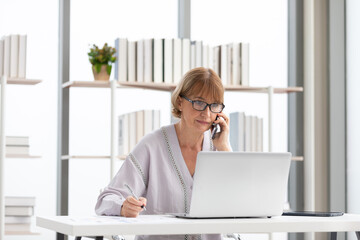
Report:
95,67,231,240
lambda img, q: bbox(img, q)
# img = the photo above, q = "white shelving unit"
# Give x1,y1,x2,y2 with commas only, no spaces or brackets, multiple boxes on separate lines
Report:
0,75,42,238
61,80,304,182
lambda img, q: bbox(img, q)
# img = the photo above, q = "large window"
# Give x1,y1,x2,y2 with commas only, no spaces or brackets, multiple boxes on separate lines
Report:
69,0,177,217
192,0,288,152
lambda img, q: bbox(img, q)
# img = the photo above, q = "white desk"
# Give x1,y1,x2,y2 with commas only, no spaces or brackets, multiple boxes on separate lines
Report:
37,214,360,240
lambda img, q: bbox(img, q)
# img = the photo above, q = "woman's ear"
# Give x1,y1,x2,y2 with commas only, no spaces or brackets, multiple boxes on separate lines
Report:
177,96,183,111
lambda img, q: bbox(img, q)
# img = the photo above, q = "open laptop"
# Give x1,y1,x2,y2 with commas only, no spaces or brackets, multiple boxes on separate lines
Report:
174,152,291,219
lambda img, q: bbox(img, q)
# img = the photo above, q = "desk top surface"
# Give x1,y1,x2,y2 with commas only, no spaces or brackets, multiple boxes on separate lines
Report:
36,214,360,236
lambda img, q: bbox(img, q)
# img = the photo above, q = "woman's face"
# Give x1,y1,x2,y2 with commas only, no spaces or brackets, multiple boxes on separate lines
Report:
179,93,219,133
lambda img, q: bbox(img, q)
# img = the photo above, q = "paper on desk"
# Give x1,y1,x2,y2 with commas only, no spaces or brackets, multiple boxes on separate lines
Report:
68,215,184,224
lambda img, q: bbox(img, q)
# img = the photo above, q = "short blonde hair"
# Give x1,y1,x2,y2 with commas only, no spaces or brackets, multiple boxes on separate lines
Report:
171,67,224,118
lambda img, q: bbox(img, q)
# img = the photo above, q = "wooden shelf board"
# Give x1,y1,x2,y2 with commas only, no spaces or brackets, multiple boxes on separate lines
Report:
5,231,40,235
6,154,41,158
61,155,126,160
62,80,303,93
62,80,114,88
291,156,304,161
7,78,42,85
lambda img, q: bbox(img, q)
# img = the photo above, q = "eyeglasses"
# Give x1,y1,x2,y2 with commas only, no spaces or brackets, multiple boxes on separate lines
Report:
180,95,225,113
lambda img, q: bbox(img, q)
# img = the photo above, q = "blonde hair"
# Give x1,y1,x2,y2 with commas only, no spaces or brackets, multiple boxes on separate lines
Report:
171,67,224,118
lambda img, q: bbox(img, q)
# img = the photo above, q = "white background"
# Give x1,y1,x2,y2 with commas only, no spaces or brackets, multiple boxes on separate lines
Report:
1,0,291,239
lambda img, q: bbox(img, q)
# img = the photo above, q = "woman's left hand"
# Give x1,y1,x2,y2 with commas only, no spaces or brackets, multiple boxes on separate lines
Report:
212,112,231,151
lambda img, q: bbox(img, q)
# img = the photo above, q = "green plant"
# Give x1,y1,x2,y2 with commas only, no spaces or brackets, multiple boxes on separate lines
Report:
88,43,117,74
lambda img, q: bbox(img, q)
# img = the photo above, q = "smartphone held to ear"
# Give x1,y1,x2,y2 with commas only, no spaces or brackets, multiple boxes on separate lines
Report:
211,116,220,139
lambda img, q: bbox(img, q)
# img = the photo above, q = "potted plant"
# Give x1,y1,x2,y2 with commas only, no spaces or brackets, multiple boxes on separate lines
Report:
88,43,117,81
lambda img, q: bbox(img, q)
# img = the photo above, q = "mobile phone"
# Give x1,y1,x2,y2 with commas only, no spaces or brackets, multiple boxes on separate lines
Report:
211,116,220,139
282,211,344,217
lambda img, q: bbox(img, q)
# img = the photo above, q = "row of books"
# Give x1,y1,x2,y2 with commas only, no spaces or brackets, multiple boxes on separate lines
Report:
114,38,249,86
5,136,30,155
4,196,35,233
118,110,160,156
0,34,27,78
230,112,263,152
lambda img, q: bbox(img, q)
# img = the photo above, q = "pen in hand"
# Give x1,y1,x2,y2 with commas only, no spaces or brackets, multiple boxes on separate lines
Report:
124,183,147,211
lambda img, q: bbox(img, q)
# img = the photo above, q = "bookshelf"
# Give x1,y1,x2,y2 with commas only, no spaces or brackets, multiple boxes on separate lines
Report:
60,80,304,170
0,75,42,238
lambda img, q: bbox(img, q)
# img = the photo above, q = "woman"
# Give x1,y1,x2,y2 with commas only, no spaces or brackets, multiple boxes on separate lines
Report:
95,67,231,240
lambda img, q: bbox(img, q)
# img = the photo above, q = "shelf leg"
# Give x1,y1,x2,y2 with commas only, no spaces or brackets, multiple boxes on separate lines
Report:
110,80,116,179
0,75,7,240
268,86,274,152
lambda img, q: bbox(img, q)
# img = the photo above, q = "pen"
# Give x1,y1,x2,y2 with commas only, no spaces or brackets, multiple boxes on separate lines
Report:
124,183,147,211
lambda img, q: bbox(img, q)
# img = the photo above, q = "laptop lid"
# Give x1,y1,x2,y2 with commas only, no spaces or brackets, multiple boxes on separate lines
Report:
187,152,291,218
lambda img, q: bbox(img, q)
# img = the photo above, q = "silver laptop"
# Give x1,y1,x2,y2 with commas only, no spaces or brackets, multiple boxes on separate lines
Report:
175,152,291,218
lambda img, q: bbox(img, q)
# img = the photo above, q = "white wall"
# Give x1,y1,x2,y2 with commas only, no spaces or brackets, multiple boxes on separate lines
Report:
346,1,360,240
0,0,58,239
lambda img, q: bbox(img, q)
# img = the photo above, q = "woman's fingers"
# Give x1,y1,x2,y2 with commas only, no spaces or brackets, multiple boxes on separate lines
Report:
120,196,147,217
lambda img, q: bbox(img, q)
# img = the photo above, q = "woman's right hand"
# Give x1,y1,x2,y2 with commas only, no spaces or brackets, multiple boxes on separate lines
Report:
120,196,147,217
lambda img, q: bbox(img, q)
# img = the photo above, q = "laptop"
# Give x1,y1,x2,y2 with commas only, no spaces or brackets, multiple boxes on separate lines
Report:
174,152,291,219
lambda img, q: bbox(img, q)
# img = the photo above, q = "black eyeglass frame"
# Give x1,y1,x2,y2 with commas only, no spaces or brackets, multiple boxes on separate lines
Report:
180,95,225,113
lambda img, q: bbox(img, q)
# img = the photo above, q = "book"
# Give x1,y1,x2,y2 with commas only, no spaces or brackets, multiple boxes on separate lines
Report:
143,110,153,135
5,216,32,224
118,114,129,156
136,110,144,143
5,223,31,232
213,46,220,76
127,41,137,82
6,145,29,155
220,44,228,85
256,118,263,152
173,38,182,84
128,112,137,152
5,206,34,216
229,112,245,151
251,116,257,152
153,39,163,83
115,38,127,82
5,196,35,206
241,43,250,86
163,39,173,84
152,110,160,131
10,34,19,78
190,41,196,69
18,35,27,78
202,45,209,68
3,35,11,77
136,39,144,82
227,43,232,85
0,39,3,77
195,40,202,67
143,38,153,83
6,136,29,145
231,43,241,85
181,38,190,76
244,115,252,152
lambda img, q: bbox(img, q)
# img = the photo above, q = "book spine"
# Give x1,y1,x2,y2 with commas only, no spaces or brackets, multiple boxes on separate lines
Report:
181,39,190,76
10,34,19,78
3,35,11,77
18,35,27,78
173,38,182,84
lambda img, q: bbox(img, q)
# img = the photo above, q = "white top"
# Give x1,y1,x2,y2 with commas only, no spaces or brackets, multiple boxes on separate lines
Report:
36,214,360,237
95,124,218,240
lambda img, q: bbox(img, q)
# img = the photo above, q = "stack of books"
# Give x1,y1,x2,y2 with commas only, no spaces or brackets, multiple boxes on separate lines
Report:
230,112,263,152
0,34,27,78
114,38,250,86
4,196,35,234
118,109,160,156
6,136,30,155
